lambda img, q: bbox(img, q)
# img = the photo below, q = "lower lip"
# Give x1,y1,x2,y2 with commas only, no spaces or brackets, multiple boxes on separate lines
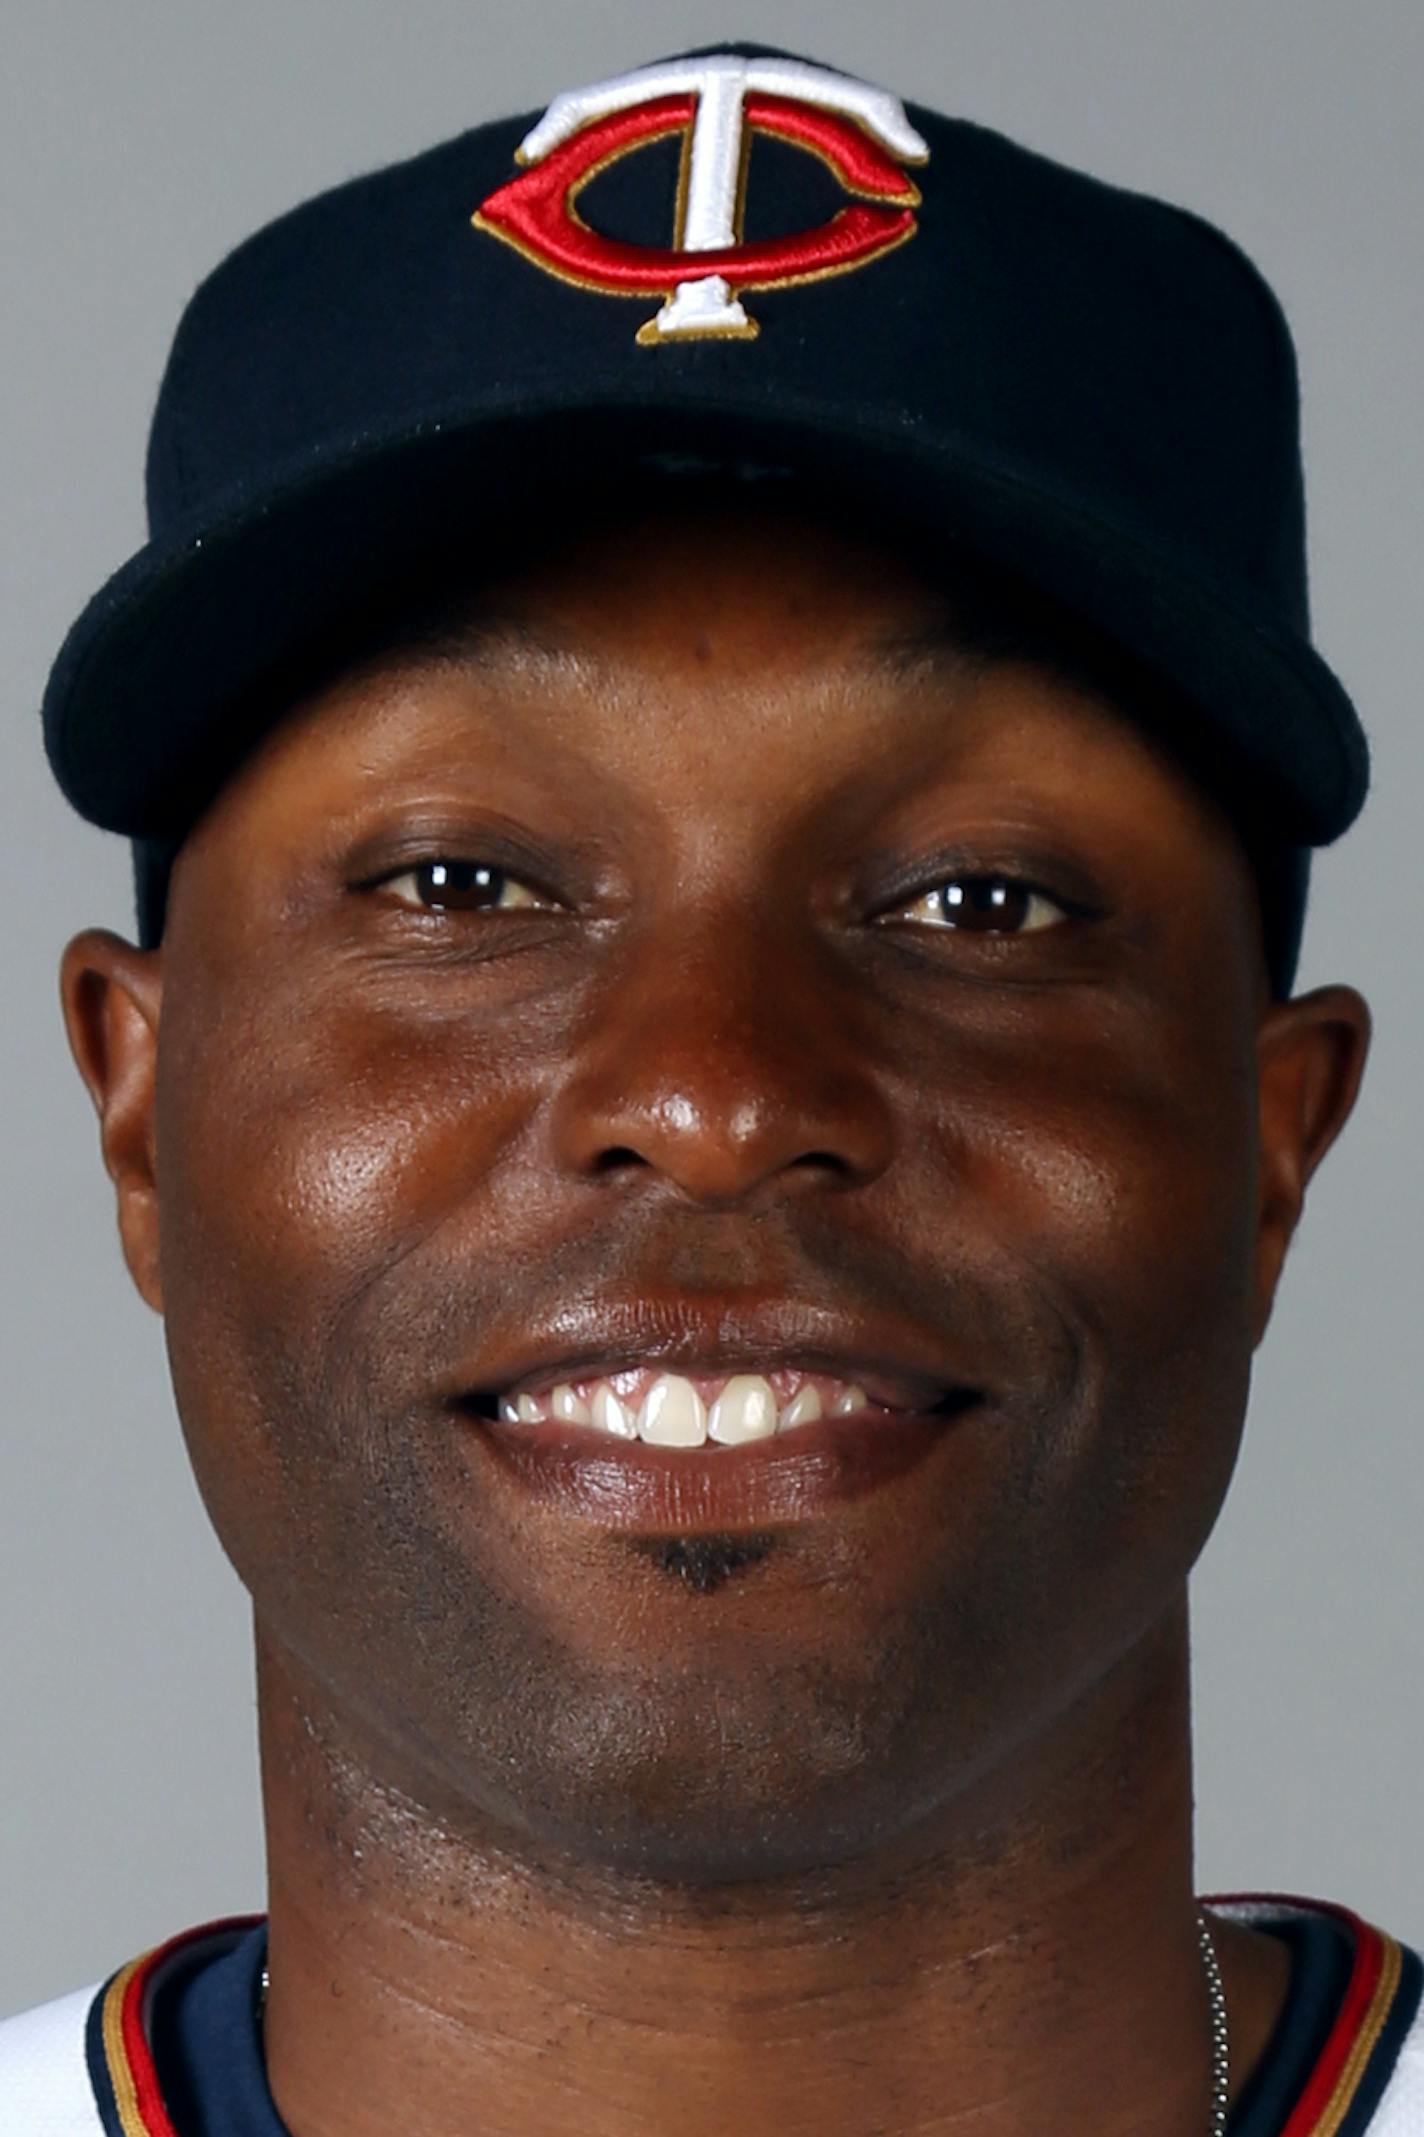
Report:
466,1398,979,1532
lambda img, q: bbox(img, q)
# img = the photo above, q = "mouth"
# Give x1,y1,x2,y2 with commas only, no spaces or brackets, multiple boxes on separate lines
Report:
461,1362,974,1443
455,1361,984,1532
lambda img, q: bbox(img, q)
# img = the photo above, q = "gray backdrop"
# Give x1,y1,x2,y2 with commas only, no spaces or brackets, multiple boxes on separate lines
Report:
3,0,1420,2019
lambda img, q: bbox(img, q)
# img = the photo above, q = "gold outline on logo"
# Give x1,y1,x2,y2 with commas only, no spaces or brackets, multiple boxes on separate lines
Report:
472,99,927,344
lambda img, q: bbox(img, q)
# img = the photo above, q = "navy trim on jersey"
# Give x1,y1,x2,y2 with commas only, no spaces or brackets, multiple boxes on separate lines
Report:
84,1971,126,2137
1230,1907,1356,2134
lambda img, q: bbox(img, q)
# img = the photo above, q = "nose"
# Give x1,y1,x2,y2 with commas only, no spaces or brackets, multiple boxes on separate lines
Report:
547,904,895,1208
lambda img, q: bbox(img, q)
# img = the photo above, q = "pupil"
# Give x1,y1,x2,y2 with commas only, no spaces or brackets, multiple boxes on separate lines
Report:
941,879,1024,927
422,861,500,906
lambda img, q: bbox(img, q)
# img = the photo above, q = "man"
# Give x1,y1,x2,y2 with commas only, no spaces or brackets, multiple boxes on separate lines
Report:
5,37,1419,2136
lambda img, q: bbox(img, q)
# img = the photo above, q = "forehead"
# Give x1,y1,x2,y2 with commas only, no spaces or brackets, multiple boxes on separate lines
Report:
265,497,1205,741
182,490,1252,895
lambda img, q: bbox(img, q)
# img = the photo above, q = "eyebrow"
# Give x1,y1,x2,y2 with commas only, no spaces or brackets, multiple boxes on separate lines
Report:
338,595,585,685
861,577,1105,682
361,593,995,688
340,576,1116,709
862,618,994,684
863,596,1160,730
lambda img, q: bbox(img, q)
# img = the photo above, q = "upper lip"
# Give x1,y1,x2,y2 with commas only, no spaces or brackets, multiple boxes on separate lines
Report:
448,1296,985,1417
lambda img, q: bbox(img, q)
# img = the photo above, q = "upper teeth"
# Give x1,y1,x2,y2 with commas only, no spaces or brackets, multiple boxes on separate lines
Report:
499,1369,881,1446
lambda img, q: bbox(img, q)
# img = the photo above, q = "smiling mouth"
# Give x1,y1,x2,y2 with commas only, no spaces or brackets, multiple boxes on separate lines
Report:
461,1364,979,1449
458,1365,983,1532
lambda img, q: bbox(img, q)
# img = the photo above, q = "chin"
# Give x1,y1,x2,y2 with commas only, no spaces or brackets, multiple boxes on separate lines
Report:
420,1642,989,1889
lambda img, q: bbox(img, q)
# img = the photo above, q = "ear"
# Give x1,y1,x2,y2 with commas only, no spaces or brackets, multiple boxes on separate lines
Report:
59,928,166,1314
1252,982,1372,1346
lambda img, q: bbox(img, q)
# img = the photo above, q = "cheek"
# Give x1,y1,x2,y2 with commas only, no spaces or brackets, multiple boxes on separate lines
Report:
903,995,1260,1543
944,986,1258,1326
160,985,530,1290
986,1079,1255,1342
150,975,543,1539
1068,1032,1260,1562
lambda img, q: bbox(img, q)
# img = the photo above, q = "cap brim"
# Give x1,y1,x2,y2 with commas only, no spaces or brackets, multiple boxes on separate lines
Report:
43,385,1368,844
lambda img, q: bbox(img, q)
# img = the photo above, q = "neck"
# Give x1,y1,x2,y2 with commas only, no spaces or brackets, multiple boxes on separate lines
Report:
255,1595,1290,2137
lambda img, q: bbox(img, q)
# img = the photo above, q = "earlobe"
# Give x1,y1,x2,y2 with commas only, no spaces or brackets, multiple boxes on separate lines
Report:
1251,982,1372,1346
59,928,166,1314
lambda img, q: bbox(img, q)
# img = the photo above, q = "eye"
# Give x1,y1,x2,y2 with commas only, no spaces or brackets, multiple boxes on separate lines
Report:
374,859,556,914
884,873,1072,935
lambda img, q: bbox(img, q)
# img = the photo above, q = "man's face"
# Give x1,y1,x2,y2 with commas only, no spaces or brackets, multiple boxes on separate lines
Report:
77,502,1353,1880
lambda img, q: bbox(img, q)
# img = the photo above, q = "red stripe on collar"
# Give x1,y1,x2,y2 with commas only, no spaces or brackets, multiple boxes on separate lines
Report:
1203,1891,1406,2136
96,1916,264,2136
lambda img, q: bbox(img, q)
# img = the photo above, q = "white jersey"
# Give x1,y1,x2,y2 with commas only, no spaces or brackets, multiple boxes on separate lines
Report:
2,1894,1421,2134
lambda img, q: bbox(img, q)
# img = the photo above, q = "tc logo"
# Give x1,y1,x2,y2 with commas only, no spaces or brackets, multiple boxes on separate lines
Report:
474,54,930,344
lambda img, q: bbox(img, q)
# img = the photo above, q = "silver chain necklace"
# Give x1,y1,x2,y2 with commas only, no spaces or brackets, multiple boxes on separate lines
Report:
256,1906,1230,2131
1200,1905,1232,2135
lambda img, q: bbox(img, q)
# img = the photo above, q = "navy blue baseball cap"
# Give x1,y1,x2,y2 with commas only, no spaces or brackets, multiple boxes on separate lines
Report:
41,42,1367,990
